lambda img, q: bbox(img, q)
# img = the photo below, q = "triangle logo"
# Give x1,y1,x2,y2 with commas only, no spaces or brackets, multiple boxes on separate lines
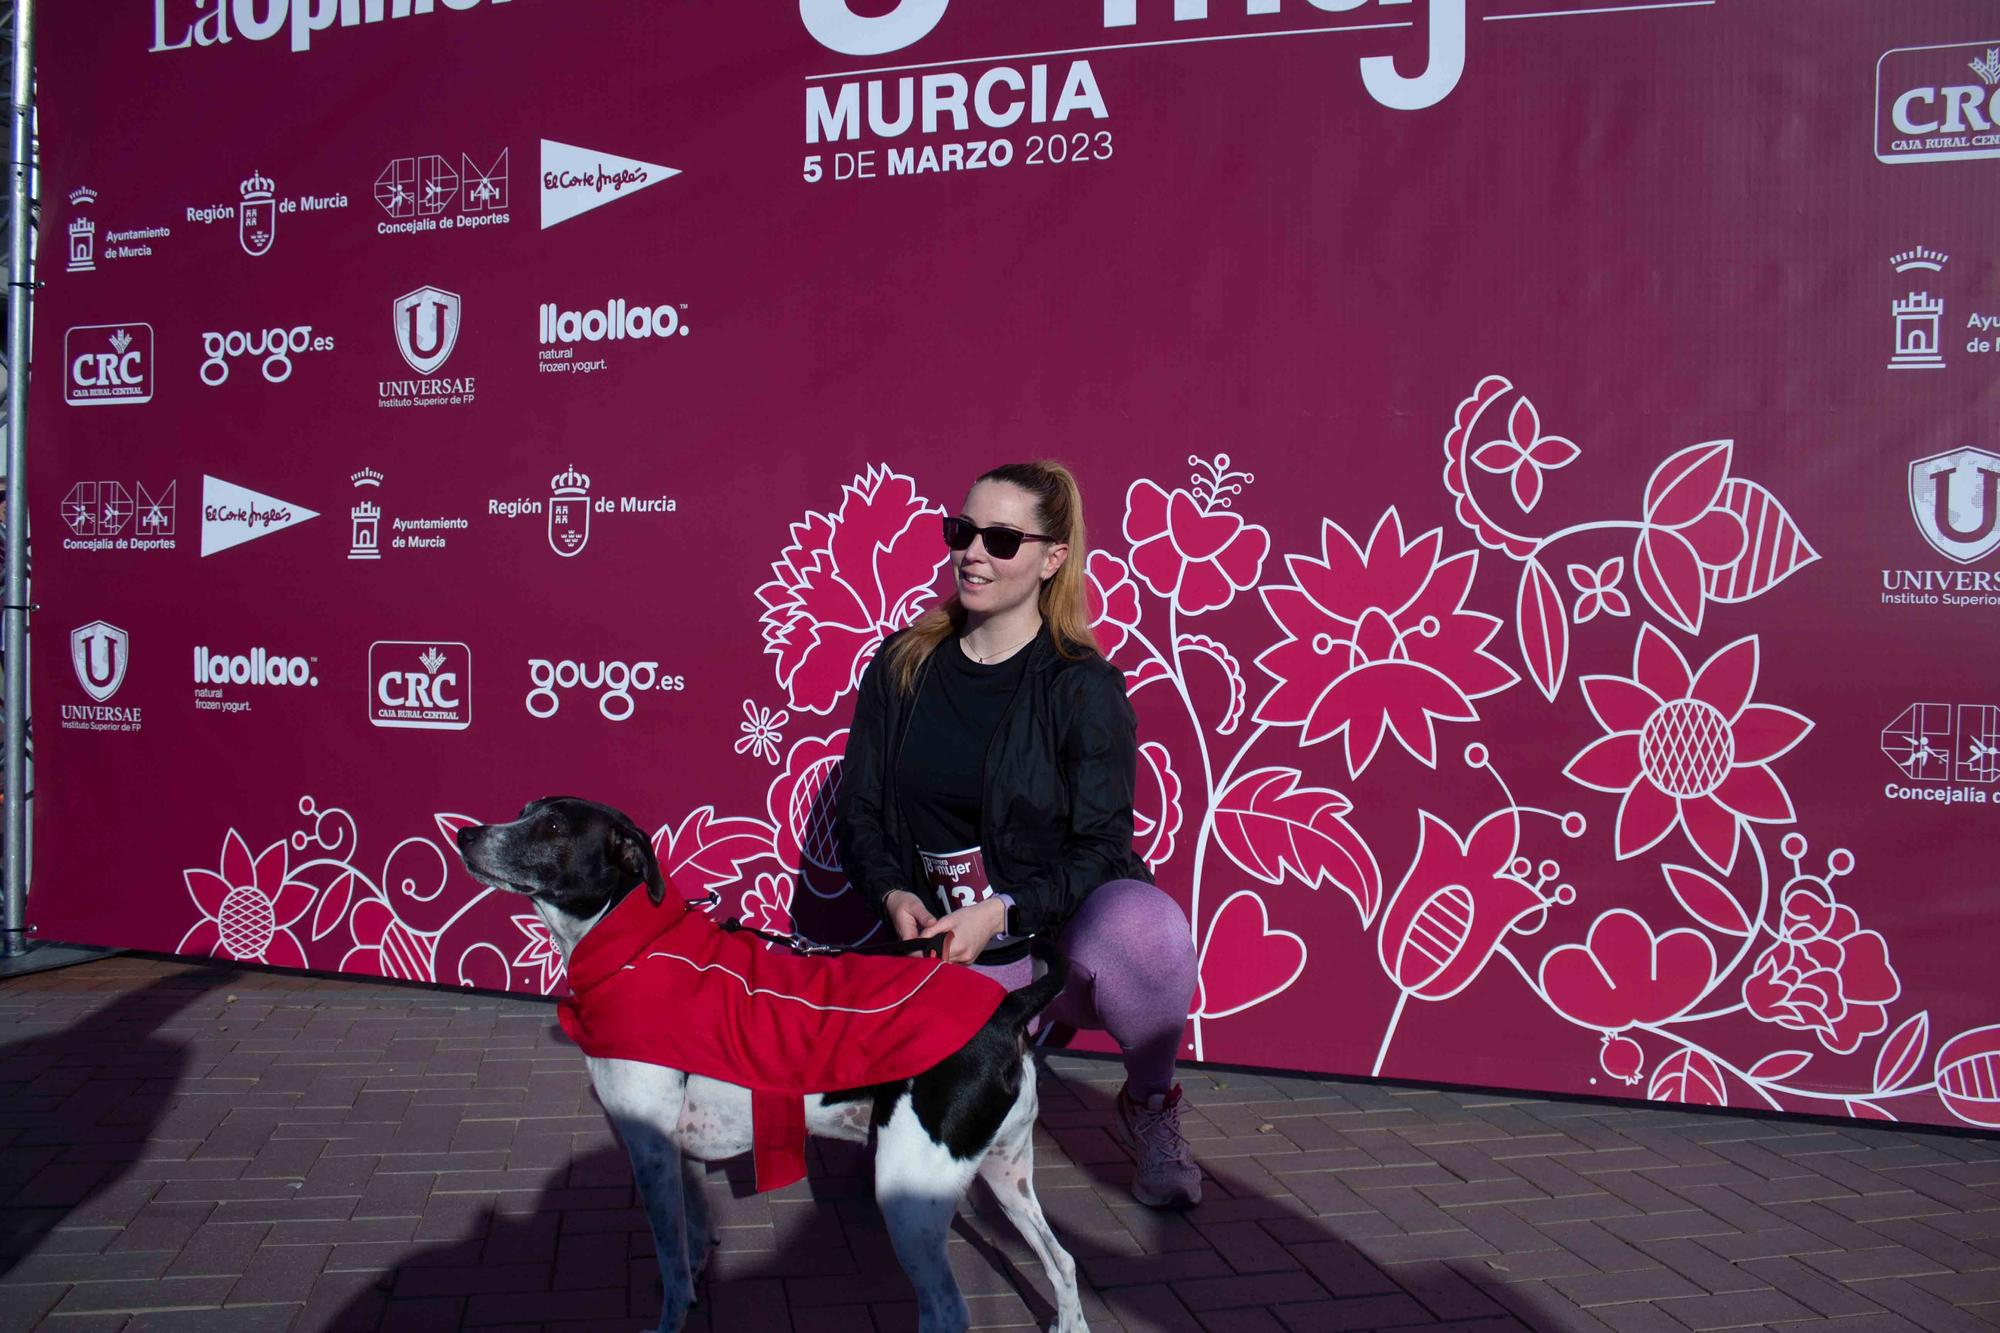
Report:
540,139,680,229
200,475,320,558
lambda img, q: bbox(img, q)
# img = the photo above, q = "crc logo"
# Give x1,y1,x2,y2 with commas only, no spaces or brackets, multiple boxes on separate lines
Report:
526,658,685,722
200,325,335,386
71,621,130,702
64,324,154,406
393,285,461,375
1909,448,2000,565
194,646,319,688
369,641,471,731
1877,40,2000,164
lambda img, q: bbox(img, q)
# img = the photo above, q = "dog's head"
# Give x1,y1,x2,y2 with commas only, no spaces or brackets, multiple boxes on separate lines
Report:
455,797,664,927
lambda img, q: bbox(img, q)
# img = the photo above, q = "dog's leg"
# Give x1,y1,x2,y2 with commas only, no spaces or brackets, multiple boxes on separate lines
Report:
875,1091,981,1333
679,1153,716,1282
592,1057,699,1333
977,1057,1086,1333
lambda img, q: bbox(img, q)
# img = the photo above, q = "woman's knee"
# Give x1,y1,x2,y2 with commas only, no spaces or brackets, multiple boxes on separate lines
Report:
1063,879,1196,972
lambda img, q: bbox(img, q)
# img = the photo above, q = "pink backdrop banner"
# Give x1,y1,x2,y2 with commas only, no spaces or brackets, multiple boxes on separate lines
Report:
25,0,2000,1131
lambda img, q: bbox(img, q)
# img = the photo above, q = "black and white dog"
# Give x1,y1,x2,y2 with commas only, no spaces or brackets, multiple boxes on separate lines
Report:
455,797,1086,1333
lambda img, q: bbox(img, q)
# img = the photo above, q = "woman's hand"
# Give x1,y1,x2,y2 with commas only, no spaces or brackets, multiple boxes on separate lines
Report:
920,897,1008,964
883,890,937,941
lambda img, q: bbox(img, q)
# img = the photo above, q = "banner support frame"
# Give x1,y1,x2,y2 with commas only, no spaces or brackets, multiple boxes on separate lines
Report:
4,0,36,960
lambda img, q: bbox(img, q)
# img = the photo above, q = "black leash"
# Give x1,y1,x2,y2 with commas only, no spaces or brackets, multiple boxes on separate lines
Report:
717,917,952,961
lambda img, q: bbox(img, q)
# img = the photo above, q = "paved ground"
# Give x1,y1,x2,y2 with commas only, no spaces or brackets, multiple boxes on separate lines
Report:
1,957,1998,1332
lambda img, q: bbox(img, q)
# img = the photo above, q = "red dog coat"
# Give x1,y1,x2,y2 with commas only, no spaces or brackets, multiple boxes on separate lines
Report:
557,889,1007,1191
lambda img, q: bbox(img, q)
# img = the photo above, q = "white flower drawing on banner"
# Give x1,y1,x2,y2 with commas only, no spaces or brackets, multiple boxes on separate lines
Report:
1562,629,1812,872
736,699,789,765
756,465,947,715
175,390,2000,1132
180,831,315,968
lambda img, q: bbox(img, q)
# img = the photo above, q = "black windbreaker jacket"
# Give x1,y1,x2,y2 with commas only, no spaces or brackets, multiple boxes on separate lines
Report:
834,629,1152,959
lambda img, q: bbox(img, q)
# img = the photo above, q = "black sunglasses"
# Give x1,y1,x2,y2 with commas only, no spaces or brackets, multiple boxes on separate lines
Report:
941,515,1059,562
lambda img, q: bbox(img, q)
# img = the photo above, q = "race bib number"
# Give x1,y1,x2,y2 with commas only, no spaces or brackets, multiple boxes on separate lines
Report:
920,846,991,911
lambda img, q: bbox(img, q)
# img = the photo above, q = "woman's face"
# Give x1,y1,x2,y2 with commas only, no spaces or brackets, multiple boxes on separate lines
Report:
952,479,1067,618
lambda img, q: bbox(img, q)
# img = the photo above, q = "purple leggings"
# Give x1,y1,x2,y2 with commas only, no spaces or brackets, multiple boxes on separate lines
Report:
970,879,1197,1100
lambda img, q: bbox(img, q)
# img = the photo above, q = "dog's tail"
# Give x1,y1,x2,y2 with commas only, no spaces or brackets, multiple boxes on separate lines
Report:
994,938,1070,1034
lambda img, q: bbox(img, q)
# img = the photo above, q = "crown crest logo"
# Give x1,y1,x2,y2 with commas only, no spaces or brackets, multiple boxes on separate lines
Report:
240,170,276,202
68,186,97,207
1969,47,2000,86
1891,246,1949,274
551,465,591,496
419,646,447,675
350,467,384,489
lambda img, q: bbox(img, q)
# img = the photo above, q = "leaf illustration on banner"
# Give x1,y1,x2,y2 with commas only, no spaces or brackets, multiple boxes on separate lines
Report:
1125,655,1174,698
1747,1050,1813,1083
1133,741,1184,870
434,812,480,846
1873,1010,1930,1094
1663,864,1752,937
1176,633,1248,735
1634,526,1706,634
1647,1047,1728,1106
656,806,771,891
1704,479,1820,604
311,870,356,943
1643,440,1733,528
1212,768,1381,924
1195,890,1307,1020
1934,1025,2000,1128
1516,558,1568,702
1845,1099,1898,1123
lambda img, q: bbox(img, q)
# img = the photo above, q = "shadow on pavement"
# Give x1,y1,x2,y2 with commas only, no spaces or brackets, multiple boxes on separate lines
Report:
0,968,226,1280
322,1047,1566,1331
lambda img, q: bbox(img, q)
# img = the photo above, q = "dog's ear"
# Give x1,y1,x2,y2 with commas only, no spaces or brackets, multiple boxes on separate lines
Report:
615,822,666,905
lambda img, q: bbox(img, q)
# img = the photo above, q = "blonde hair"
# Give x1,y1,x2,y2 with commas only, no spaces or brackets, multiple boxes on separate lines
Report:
886,460,1097,693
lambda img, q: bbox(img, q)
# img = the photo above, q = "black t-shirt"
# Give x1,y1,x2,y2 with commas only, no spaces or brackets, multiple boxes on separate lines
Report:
895,637,1027,911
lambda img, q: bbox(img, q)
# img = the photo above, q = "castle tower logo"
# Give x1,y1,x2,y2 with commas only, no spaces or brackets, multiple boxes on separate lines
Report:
239,170,277,257
548,465,591,557
1888,247,1948,371
1909,447,2000,565
350,467,384,560
67,186,97,273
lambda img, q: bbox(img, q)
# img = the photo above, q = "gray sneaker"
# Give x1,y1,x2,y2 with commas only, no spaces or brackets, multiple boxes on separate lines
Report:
1114,1084,1202,1208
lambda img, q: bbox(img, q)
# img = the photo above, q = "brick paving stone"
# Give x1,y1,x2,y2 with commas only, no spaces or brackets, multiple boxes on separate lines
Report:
15,956,2000,1332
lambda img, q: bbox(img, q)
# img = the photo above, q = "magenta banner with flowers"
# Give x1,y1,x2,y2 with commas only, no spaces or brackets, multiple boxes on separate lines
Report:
24,0,2000,1130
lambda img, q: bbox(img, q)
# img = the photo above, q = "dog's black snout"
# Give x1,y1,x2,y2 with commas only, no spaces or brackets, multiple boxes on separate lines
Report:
456,825,483,854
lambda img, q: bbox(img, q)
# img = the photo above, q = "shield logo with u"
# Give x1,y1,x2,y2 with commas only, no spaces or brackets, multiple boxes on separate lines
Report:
1909,447,2000,565
70,620,129,703
393,285,462,376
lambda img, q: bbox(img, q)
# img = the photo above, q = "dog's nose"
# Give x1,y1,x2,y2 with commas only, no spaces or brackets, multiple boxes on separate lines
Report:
456,826,480,851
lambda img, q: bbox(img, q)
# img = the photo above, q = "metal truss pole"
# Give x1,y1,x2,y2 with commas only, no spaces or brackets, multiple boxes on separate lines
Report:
4,0,35,958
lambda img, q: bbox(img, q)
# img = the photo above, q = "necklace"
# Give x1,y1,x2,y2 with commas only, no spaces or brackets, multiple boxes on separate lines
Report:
961,627,1038,664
